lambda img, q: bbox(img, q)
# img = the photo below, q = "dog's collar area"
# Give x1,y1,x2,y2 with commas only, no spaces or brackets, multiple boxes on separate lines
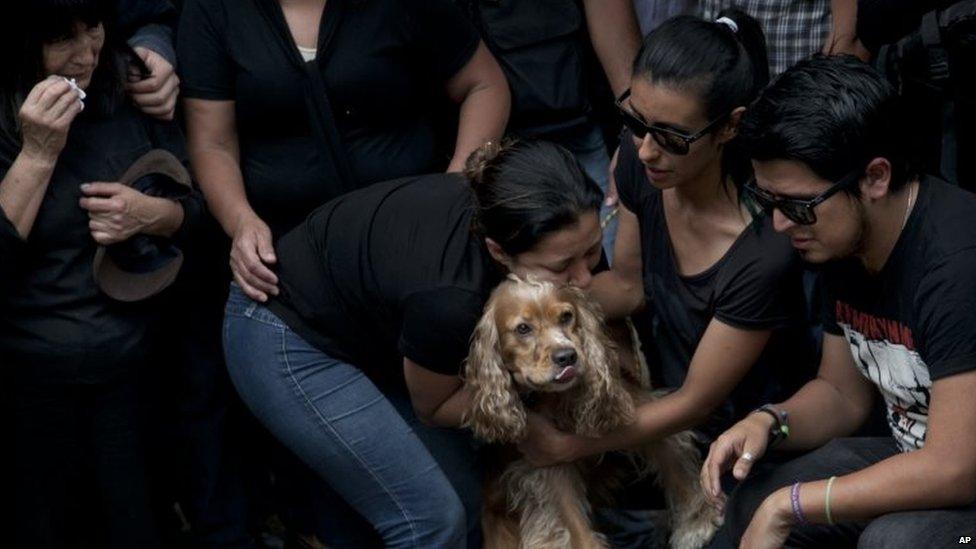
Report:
519,389,540,407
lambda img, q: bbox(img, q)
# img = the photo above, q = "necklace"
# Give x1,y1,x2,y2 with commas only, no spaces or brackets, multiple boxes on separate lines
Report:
901,182,917,231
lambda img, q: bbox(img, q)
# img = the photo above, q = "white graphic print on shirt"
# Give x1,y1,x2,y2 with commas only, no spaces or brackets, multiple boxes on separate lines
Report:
835,301,931,452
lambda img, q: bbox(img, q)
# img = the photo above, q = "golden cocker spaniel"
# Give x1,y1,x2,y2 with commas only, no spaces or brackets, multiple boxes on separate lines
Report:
464,275,721,549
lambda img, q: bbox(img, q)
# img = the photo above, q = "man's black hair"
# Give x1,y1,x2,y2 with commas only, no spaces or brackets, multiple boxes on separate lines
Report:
739,55,917,193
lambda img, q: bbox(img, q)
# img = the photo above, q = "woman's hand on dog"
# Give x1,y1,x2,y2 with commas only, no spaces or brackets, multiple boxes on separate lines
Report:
701,412,774,506
517,412,582,467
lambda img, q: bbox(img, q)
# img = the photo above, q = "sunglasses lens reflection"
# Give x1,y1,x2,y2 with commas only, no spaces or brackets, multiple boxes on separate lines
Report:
619,109,689,155
653,132,689,155
782,203,815,225
746,184,817,225
746,183,774,211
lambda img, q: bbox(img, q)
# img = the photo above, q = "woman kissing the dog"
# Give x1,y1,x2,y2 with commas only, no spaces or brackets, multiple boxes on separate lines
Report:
221,138,608,548
516,10,816,499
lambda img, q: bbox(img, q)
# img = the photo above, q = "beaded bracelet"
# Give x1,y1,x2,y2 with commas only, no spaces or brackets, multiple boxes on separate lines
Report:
790,482,808,524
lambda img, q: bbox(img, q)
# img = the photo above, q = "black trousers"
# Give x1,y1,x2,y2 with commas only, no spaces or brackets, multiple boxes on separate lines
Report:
144,224,258,548
713,437,976,549
9,370,159,549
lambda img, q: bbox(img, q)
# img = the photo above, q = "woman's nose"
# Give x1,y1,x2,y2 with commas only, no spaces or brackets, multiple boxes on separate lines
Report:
72,36,98,66
637,134,663,164
569,262,592,289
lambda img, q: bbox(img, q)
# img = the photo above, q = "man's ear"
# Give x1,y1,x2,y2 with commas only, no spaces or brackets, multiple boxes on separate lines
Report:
485,237,512,269
860,157,893,201
718,106,747,145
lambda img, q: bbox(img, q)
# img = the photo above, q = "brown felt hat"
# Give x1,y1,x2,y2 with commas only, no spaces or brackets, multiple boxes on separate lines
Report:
92,149,192,302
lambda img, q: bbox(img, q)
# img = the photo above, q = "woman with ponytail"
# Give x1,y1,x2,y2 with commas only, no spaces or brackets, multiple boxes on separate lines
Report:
221,140,605,547
517,11,814,472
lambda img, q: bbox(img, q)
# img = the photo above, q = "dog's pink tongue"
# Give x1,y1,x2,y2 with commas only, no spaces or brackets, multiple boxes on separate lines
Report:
555,366,577,382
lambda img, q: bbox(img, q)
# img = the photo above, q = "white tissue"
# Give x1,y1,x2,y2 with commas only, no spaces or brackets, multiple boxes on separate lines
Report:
62,76,87,102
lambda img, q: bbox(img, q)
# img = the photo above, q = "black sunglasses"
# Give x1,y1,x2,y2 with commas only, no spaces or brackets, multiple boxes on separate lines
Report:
615,89,730,155
743,169,864,225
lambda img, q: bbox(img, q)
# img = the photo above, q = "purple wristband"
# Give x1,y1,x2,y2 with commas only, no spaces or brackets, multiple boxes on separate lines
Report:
790,482,808,524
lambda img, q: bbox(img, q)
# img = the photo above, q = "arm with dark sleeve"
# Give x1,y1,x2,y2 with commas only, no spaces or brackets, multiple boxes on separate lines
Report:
740,297,976,540
752,249,976,527
915,247,976,380
713,230,801,330
0,166,28,289
412,0,509,172
399,288,484,426
399,288,484,376
177,0,234,100
145,118,206,245
117,0,179,65
0,142,60,290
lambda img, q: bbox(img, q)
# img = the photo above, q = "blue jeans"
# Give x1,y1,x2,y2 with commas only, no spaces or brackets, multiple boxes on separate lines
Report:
561,124,618,263
222,285,481,548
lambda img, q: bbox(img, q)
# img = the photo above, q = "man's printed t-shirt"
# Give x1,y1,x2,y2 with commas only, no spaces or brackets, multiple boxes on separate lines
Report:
822,177,976,451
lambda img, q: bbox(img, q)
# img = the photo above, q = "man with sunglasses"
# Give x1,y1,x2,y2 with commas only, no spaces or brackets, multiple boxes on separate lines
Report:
701,55,976,548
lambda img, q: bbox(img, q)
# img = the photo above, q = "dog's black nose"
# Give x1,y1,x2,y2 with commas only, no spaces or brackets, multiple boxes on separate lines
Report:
551,348,578,367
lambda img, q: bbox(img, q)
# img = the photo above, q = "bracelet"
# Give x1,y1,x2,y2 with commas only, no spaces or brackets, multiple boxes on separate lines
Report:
790,482,808,524
825,476,837,525
754,406,781,426
754,405,790,446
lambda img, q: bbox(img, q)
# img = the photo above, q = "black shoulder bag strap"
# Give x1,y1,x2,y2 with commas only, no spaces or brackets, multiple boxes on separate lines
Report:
252,0,357,197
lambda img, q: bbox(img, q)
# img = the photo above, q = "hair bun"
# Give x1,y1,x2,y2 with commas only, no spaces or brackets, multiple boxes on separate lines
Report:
464,139,509,187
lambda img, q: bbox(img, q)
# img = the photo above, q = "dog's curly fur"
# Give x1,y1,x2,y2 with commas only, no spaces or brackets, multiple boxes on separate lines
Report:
464,275,721,549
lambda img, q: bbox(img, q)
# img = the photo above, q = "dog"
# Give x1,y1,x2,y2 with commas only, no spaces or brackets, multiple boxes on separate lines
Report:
463,275,721,549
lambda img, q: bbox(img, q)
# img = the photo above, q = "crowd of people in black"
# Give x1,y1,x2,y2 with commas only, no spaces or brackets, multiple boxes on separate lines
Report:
2,0,974,548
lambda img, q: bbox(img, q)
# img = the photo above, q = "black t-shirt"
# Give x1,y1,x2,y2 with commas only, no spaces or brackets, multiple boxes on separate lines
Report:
856,0,958,51
823,177,976,452
0,103,202,383
267,174,500,379
614,135,814,436
177,0,480,236
457,0,591,138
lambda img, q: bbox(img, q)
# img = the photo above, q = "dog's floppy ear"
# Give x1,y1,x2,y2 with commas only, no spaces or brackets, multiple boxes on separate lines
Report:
566,286,635,436
462,299,527,443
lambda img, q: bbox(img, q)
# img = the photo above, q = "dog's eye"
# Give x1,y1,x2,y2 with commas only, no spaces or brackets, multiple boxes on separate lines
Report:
515,323,532,335
559,311,573,325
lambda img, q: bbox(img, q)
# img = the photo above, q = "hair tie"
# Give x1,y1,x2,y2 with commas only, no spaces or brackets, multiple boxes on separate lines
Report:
715,16,738,33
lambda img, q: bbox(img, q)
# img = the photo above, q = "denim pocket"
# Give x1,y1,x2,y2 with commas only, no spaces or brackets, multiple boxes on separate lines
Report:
224,283,283,327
